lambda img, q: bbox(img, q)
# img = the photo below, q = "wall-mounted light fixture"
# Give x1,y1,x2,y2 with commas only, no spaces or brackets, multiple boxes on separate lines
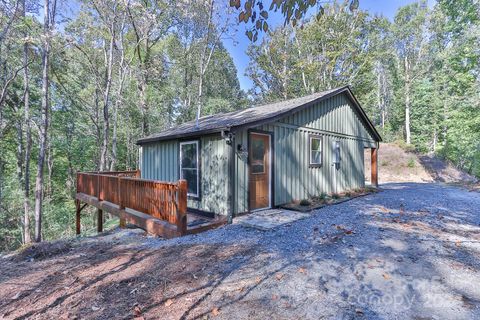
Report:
333,141,341,170
237,144,248,159
221,130,235,145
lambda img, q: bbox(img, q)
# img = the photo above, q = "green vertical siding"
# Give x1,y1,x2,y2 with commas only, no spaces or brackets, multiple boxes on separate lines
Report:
234,130,249,214
234,93,372,212
279,94,376,142
141,134,229,215
141,140,178,181
187,135,229,214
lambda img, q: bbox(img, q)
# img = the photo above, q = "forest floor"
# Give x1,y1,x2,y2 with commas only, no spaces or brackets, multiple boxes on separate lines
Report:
1,182,480,319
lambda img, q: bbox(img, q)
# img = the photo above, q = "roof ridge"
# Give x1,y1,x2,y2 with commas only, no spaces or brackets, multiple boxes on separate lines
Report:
137,85,381,144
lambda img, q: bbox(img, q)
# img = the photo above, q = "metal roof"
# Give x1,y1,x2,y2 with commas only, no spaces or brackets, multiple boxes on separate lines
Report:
137,86,382,144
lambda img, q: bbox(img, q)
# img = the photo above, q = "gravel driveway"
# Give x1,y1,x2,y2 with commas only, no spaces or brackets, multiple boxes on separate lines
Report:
1,182,480,319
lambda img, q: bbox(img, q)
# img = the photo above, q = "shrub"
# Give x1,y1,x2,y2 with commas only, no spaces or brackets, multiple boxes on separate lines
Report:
299,199,311,206
395,139,416,153
407,158,416,168
331,193,340,199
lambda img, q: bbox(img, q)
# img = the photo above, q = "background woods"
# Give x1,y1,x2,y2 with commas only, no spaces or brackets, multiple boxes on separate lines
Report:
0,0,479,251
0,0,246,249
246,0,479,174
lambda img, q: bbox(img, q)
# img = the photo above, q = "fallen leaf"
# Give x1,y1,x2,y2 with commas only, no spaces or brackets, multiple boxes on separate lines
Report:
255,276,261,284
164,299,174,307
455,241,461,247
211,307,220,316
382,273,391,280
275,273,284,281
237,286,245,292
298,267,307,274
133,305,142,316
271,294,279,300
11,292,21,300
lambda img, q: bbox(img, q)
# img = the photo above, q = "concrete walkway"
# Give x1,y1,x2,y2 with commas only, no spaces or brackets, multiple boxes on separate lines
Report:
234,209,310,230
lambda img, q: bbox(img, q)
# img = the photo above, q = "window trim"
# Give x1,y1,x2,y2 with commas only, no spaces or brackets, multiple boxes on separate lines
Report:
309,134,323,168
179,140,200,198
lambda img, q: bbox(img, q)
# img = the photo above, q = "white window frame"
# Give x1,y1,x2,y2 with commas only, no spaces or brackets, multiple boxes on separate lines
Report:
309,135,323,166
179,140,200,198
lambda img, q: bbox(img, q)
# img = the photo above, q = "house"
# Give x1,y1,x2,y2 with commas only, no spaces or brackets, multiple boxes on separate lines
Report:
137,86,381,222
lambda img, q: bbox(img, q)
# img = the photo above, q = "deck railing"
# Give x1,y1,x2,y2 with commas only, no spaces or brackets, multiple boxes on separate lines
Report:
76,170,187,235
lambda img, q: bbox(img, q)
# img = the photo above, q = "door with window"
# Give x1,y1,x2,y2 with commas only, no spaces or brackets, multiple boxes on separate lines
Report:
249,132,271,210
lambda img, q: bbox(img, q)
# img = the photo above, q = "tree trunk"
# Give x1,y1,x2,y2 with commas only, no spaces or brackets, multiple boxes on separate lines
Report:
282,29,288,99
34,0,53,242
110,17,127,171
195,0,215,127
195,73,203,127
404,57,411,145
23,35,32,244
138,75,149,135
376,62,382,128
99,34,115,171
16,115,24,186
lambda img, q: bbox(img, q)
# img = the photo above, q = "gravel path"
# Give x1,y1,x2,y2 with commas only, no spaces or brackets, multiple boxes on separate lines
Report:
145,182,480,319
1,182,480,319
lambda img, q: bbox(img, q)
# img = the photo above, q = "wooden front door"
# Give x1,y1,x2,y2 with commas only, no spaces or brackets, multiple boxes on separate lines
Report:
249,133,271,210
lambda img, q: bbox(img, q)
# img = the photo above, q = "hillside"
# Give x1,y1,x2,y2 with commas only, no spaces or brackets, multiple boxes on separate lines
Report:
365,143,478,186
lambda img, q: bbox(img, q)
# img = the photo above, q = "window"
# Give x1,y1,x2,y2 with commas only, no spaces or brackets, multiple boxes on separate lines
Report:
180,141,199,197
251,138,265,174
309,135,323,167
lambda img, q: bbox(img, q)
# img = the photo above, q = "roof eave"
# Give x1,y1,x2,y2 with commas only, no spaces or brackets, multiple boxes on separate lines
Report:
136,127,229,145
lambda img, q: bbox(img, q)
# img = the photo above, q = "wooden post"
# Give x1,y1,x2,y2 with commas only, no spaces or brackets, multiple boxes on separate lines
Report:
371,148,378,187
75,199,81,235
176,179,188,235
97,175,103,233
118,176,126,228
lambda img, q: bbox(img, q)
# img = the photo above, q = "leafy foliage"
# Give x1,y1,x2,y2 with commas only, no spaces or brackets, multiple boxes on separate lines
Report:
0,0,247,251
246,0,480,178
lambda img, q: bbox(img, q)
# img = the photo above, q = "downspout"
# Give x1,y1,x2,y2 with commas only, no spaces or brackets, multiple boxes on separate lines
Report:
229,134,235,224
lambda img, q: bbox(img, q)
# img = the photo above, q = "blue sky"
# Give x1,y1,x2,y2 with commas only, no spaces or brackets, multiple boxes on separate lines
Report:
224,0,434,91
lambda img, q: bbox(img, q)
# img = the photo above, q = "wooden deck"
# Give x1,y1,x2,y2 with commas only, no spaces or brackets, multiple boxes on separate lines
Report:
75,170,226,238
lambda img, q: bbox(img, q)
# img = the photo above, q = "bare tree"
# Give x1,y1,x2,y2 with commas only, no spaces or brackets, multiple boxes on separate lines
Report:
34,0,56,242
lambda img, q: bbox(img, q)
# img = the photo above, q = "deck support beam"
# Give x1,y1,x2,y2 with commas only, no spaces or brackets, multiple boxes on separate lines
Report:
371,147,378,187
75,193,181,238
75,200,87,235
97,209,103,233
